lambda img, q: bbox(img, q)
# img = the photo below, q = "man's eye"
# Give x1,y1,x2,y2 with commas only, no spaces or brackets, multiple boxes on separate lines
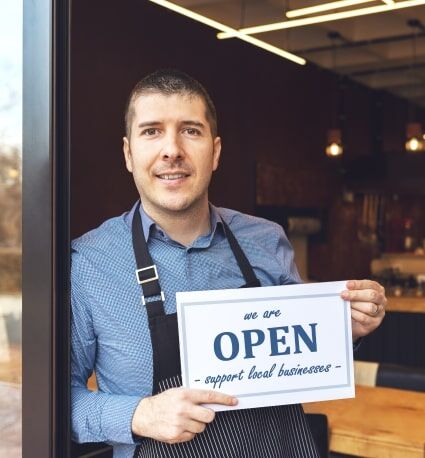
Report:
184,128,201,136
142,128,159,136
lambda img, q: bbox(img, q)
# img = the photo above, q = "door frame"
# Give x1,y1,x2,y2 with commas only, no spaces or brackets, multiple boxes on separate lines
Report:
22,0,71,456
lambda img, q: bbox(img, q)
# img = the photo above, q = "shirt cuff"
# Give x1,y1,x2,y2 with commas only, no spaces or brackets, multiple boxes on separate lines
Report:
100,395,143,444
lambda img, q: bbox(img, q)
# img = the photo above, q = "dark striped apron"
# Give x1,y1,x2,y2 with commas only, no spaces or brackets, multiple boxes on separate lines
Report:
131,205,319,458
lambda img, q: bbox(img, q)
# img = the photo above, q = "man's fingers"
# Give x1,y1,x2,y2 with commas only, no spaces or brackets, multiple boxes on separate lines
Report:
185,419,208,434
166,431,196,444
350,299,386,315
351,305,384,323
190,405,216,424
341,287,386,307
187,389,238,407
131,388,236,443
351,308,371,326
346,279,387,340
345,279,385,293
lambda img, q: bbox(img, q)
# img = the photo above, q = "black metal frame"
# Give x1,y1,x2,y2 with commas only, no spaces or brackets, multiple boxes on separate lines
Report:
23,0,71,456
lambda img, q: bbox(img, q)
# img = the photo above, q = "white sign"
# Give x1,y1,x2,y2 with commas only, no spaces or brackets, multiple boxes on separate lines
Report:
176,281,354,411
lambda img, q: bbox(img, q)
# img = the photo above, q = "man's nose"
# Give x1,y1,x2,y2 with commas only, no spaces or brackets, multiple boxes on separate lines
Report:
161,132,183,160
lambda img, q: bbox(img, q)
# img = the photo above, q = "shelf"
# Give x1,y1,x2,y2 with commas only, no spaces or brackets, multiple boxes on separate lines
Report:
386,296,425,313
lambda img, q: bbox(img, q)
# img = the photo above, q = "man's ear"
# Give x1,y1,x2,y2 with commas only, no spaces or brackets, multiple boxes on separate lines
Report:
123,137,133,173
212,137,222,172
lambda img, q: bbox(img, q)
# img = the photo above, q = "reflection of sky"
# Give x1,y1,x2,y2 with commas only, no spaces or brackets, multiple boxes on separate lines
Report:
0,0,22,148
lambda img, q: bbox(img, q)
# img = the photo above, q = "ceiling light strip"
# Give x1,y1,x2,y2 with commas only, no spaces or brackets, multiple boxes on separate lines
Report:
148,0,306,65
218,0,425,38
286,0,375,18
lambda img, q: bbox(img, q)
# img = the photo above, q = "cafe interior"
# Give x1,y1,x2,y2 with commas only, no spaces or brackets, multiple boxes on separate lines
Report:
68,0,425,456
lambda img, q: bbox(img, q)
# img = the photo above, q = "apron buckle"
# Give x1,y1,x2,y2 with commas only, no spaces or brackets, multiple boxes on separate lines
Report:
136,264,159,285
141,291,165,306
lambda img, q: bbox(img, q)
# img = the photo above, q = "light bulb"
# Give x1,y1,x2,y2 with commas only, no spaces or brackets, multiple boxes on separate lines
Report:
408,137,419,151
405,136,425,152
326,142,343,157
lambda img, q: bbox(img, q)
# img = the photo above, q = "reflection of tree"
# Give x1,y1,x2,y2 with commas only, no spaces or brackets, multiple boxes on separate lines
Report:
0,49,22,292
0,145,21,247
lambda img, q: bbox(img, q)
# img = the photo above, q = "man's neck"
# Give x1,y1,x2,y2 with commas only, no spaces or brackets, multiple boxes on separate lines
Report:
142,202,212,247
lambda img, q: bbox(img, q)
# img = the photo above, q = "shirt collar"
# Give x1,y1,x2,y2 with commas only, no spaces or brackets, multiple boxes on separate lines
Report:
138,203,157,241
129,200,224,245
209,204,223,237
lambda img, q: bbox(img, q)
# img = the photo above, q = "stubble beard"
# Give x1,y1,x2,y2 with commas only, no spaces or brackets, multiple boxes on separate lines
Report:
138,181,210,222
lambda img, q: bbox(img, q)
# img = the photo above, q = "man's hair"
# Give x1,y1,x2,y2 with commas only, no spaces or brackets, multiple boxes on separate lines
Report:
125,69,218,138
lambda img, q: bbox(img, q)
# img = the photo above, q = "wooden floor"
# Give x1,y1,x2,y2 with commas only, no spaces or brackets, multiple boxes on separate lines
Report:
0,345,22,457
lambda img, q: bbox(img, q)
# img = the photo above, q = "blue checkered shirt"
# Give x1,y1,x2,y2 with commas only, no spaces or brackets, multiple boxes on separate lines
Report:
71,202,301,458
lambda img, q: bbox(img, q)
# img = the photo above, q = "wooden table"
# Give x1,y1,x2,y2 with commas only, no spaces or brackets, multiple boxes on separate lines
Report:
304,385,425,457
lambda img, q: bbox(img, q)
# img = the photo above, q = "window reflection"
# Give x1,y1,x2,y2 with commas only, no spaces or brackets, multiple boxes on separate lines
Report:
0,0,22,456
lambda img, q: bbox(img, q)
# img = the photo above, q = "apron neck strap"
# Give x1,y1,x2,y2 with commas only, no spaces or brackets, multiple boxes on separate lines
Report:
132,202,165,316
131,203,262,317
220,219,261,288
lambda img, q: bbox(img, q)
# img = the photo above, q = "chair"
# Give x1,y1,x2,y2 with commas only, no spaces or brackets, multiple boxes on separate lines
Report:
354,360,425,392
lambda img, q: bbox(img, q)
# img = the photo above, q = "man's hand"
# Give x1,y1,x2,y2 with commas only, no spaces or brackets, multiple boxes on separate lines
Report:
341,279,386,341
131,387,238,444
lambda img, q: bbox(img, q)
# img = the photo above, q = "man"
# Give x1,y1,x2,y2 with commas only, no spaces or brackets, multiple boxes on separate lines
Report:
71,69,386,458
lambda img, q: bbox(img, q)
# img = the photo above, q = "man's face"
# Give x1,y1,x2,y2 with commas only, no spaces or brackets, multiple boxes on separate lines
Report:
123,92,221,217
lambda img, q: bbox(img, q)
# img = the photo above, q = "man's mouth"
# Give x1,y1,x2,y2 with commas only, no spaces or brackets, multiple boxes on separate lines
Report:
156,173,189,180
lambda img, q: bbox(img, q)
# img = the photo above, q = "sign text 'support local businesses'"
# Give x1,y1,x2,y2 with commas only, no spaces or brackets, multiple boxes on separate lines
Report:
176,281,354,411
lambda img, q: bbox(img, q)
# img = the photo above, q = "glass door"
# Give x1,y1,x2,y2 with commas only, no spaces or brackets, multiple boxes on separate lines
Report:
21,0,71,456
0,2,23,457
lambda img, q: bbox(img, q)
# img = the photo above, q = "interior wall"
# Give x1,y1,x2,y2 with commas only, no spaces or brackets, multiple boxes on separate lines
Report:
70,0,423,280
71,0,262,238
70,0,347,238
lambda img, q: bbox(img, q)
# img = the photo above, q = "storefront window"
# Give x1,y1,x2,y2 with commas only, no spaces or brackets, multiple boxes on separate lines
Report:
0,0,23,456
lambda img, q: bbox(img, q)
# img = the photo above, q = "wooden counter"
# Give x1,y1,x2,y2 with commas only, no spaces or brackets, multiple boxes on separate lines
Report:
304,385,425,457
386,296,425,314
